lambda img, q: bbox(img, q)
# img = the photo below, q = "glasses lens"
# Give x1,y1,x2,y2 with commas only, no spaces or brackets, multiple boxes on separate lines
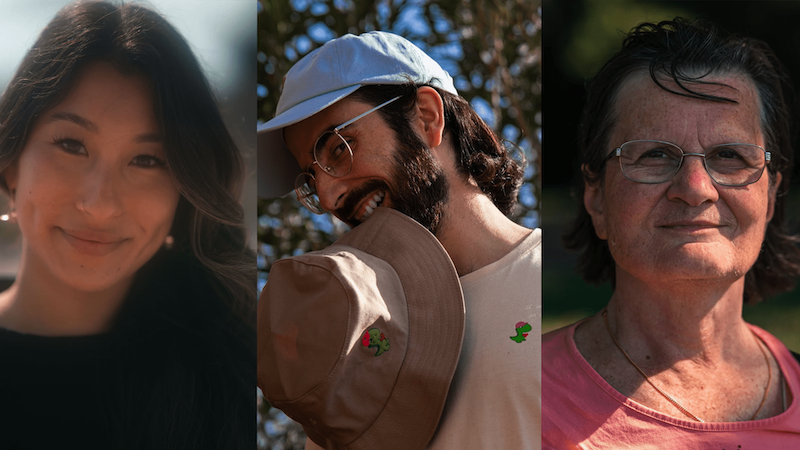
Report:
705,144,767,186
294,173,324,214
313,131,353,177
618,140,682,183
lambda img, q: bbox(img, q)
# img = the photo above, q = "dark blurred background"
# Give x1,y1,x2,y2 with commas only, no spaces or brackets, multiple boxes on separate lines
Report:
542,0,800,351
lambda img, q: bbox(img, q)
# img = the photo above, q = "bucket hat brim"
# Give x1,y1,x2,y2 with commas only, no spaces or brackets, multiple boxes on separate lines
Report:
259,208,465,450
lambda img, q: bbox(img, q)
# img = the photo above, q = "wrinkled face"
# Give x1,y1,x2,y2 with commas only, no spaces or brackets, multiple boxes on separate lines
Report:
284,96,448,232
585,73,778,287
3,61,181,292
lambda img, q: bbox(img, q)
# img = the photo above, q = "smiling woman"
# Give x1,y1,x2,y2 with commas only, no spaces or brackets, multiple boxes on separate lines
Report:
0,2,255,449
5,62,181,302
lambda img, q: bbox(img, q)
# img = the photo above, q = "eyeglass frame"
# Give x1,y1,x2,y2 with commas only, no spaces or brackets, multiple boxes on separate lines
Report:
294,95,402,214
605,139,771,187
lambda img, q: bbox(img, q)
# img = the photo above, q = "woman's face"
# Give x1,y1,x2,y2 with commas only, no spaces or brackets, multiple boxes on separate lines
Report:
585,73,777,287
3,61,180,292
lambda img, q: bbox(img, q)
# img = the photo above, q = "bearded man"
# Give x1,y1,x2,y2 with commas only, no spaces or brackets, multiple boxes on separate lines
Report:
257,31,541,450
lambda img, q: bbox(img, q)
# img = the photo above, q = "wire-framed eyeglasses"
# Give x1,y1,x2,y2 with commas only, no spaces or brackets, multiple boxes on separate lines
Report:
608,139,771,187
294,95,402,214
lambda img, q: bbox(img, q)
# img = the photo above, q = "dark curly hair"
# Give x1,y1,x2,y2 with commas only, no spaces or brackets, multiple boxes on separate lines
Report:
349,83,525,215
563,18,800,303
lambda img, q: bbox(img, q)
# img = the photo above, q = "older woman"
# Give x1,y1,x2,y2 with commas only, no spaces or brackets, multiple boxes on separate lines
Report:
543,19,800,448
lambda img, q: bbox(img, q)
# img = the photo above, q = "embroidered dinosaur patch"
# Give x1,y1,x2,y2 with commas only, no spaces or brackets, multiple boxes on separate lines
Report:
510,321,532,343
362,328,390,356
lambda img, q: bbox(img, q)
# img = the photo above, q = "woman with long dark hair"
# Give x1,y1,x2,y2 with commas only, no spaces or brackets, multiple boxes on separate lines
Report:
0,2,255,448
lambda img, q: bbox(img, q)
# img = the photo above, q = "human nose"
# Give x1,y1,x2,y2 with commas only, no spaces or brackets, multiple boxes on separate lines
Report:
78,162,123,220
666,153,720,206
313,170,348,212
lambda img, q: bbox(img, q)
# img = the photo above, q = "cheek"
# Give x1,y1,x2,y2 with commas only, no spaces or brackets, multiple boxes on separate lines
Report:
359,150,393,174
129,180,180,235
13,152,74,219
726,190,771,237
602,184,660,249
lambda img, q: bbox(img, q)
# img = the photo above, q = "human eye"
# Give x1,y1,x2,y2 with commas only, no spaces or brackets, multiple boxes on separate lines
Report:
131,154,167,168
329,138,351,160
54,137,87,156
641,149,668,158
707,145,754,172
632,143,679,166
712,147,743,160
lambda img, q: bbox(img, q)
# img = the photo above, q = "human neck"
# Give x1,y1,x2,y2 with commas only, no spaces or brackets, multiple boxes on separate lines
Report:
434,180,530,277
607,270,751,364
0,246,131,336
574,271,787,422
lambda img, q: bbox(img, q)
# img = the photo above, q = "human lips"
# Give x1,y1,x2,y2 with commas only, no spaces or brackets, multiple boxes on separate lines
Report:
59,227,128,256
657,219,725,233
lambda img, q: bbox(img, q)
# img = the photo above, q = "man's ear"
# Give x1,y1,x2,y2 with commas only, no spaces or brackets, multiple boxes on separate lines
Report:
413,86,445,148
583,167,607,240
766,171,781,223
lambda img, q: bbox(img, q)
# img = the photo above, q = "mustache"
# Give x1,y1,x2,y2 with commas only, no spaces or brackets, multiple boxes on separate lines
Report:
336,179,392,225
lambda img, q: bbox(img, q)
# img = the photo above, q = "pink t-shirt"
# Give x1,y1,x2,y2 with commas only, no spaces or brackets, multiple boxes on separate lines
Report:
542,321,800,449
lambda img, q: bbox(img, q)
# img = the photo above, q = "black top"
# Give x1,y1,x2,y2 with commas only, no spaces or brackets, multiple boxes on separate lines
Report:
0,328,117,448
0,250,256,450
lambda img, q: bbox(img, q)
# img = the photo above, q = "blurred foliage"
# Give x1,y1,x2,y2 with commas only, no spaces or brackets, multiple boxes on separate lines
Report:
257,390,306,449
257,0,542,280
257,0,541,447
560,1,690,82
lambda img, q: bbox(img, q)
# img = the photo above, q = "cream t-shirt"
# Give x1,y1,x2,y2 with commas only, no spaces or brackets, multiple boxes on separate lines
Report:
427,228,542,449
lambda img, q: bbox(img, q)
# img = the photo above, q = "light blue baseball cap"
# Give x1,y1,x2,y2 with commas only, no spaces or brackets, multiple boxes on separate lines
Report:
257,31,457,198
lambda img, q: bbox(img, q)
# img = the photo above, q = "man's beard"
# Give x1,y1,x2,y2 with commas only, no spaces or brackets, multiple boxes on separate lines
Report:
337,136,449,235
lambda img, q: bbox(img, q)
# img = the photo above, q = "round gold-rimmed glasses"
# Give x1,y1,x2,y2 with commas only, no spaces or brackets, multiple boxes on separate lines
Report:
294,95,402,214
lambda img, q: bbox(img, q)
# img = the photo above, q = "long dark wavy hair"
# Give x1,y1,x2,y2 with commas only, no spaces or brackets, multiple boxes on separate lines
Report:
0,2,255,448
349,83,525,215
563,18,800,303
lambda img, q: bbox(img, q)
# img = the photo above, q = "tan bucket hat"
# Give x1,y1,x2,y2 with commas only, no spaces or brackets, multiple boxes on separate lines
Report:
258,207,465,449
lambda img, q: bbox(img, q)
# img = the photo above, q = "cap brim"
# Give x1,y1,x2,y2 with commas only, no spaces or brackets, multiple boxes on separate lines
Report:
257,85,361,198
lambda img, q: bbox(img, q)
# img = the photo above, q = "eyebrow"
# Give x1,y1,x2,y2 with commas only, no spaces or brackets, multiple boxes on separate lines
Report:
45,111,163,144
46,111,97,132
307,122,340,157
134,132,163,144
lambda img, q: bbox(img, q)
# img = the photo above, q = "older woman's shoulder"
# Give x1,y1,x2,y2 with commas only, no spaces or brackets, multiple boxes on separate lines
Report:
543,318,589,344
542,320,584,362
